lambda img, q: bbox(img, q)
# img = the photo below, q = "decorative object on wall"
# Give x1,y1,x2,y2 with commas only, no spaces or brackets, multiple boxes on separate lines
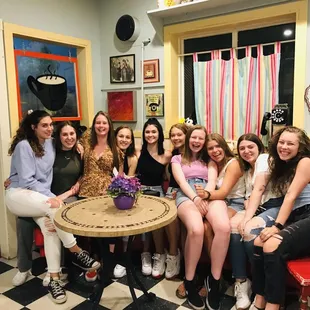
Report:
14,37,82,121
157,0,182,7
304,85,310,112
143,59,160,83
115,15,140,42
110,54,135,83
145,93,164,117
107,91,137,122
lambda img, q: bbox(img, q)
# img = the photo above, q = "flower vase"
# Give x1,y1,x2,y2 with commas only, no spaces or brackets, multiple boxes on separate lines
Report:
113,195,135,210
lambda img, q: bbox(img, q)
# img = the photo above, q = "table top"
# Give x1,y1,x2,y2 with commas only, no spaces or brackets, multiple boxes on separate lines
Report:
54,195,177,237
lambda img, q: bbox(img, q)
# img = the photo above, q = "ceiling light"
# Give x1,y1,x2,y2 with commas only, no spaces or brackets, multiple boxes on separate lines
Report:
283,29,293,37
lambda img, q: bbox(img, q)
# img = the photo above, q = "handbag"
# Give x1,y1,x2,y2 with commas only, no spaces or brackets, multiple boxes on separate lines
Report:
142,189,161,197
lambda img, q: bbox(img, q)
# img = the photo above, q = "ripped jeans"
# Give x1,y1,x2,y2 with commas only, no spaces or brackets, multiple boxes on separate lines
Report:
252,206,310,304
229,197,284,279
6,188,77,273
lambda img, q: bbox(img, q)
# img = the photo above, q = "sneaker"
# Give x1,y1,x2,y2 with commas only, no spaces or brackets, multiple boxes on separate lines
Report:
205,274,220,310
184,279,205,310
48,278,67,304
72,250,101,271
234,279,252,310
43,268,68,287
85,270,98,282
152,253,167,278
12,270,31,286
141,252,152,276
113,264,127,278
165,249,180,279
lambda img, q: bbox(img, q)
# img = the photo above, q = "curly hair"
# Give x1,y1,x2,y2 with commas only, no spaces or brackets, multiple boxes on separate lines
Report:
8,110,51,157
182,125,210,165
268,126,310,196
237,133,265,171
90,111,120,170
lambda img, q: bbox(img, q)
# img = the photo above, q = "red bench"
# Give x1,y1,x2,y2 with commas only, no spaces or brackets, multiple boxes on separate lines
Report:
287,258,310,309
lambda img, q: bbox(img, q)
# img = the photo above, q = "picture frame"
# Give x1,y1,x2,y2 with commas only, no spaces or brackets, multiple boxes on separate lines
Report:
145,93,164,117
143,59,160,83
107,91,137,122
110,54,135,83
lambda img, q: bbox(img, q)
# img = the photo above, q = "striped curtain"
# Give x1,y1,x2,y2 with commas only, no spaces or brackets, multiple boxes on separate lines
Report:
193,43,281,140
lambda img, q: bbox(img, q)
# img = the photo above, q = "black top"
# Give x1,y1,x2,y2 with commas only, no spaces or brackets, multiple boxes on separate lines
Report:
168,149,179,188
51,150,82,196
137,150,165,186
124,154,129,175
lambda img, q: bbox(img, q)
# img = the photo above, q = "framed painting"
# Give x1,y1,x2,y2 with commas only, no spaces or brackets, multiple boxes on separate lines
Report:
110,54,135,83
107,91,137,122
145,93,164,117
14,37,82,121
143,59,160,83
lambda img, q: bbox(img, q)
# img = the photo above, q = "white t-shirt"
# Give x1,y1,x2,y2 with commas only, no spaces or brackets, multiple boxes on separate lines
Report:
244,153,280,205
216,158,245,199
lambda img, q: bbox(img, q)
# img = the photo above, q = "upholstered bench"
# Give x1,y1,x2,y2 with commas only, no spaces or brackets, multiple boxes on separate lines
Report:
287,258,310,309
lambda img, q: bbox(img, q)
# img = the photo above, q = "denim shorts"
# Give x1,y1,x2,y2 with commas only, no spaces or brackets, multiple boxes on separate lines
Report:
176,178,207,207
226,198,245,212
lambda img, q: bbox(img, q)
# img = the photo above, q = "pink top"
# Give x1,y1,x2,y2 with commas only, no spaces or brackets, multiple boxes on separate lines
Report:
171,155,208,180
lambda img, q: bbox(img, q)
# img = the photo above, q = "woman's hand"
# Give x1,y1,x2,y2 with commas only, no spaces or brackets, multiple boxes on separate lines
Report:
4,178,11,189
77,143,84,158
237,216,250,237
259,226,280,242
194,184,207,199
47,197,63,208
71,182,80,195
193,196,208,216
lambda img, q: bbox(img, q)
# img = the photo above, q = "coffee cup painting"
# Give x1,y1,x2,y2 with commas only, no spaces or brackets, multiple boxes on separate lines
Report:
27,65,67,111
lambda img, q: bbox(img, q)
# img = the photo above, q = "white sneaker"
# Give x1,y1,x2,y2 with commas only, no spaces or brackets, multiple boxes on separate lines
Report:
141,252,152,276
165,249,180,279
113,264,127,278
12,270,32,286
43,268,68,287
233,279,252,310
152,253,167,279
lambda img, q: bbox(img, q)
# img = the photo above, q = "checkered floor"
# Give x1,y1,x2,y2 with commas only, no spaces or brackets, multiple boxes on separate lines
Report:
0,253,301,310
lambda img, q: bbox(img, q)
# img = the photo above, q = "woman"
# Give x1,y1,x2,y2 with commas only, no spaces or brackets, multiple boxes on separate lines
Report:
113,125,138,279
250,127,310,310
5,111,100,304
78,111,123,197
229,133,284,310
136,118,172,278
172,125,230,310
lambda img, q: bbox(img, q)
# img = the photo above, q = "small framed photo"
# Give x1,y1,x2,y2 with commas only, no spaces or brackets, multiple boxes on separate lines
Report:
110,54,135,83
145,93,164,117
143,59,160,83
107,91,137,122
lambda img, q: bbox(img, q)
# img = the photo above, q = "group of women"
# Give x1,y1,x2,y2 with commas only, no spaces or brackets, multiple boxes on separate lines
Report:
5,109,310,310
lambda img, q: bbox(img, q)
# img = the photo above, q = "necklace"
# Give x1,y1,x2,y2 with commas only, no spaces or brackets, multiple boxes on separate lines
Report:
64,156,71,160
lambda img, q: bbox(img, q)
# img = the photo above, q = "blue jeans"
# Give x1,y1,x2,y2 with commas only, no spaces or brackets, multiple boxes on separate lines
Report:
229,197,284,279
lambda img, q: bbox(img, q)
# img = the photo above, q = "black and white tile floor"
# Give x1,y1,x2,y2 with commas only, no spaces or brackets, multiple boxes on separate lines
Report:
0,253,301,310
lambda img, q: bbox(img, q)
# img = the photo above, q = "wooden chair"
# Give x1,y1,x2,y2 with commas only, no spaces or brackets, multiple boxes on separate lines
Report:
287,258,310,309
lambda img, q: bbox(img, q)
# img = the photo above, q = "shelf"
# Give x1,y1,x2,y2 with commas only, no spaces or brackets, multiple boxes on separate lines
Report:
147,0,294,43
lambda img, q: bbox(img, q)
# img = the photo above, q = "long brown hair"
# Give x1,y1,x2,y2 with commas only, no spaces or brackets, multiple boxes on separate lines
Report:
268,126,310,195
54,121,78,153
206,133,235,168
9,110,51,157
91,111,120,169
182,125,209,165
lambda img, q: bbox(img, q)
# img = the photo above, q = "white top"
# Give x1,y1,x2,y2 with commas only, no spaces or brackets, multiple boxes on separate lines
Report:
216,158,245,199
244,153,280,205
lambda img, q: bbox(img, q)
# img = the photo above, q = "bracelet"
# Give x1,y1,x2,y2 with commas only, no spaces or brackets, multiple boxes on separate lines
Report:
203,190,211,200
192,195,199,202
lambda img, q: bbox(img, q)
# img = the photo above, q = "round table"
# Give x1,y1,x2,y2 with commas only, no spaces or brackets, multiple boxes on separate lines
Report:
54,195,177,309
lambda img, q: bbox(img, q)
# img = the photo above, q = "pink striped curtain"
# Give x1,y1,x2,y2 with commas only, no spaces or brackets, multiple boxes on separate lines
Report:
193,43,281,140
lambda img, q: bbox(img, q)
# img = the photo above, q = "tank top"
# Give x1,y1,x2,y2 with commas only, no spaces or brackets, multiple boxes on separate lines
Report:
137,149,165,186
216,158,245,199
124,154,129,175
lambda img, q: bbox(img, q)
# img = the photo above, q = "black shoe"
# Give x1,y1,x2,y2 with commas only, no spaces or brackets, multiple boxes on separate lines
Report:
48,278,67,304
184,279,205,310
72,250,101,271
205,275,220,310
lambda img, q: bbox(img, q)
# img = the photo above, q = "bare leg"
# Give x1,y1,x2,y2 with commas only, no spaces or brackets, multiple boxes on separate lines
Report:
165,218,180,256
152,228,165,254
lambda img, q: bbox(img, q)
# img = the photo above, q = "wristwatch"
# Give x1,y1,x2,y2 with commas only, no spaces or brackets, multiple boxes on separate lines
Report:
273,222,284,230
203,190,211,200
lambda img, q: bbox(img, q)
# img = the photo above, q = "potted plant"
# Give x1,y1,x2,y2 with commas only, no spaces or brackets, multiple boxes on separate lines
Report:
107,174,141,210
